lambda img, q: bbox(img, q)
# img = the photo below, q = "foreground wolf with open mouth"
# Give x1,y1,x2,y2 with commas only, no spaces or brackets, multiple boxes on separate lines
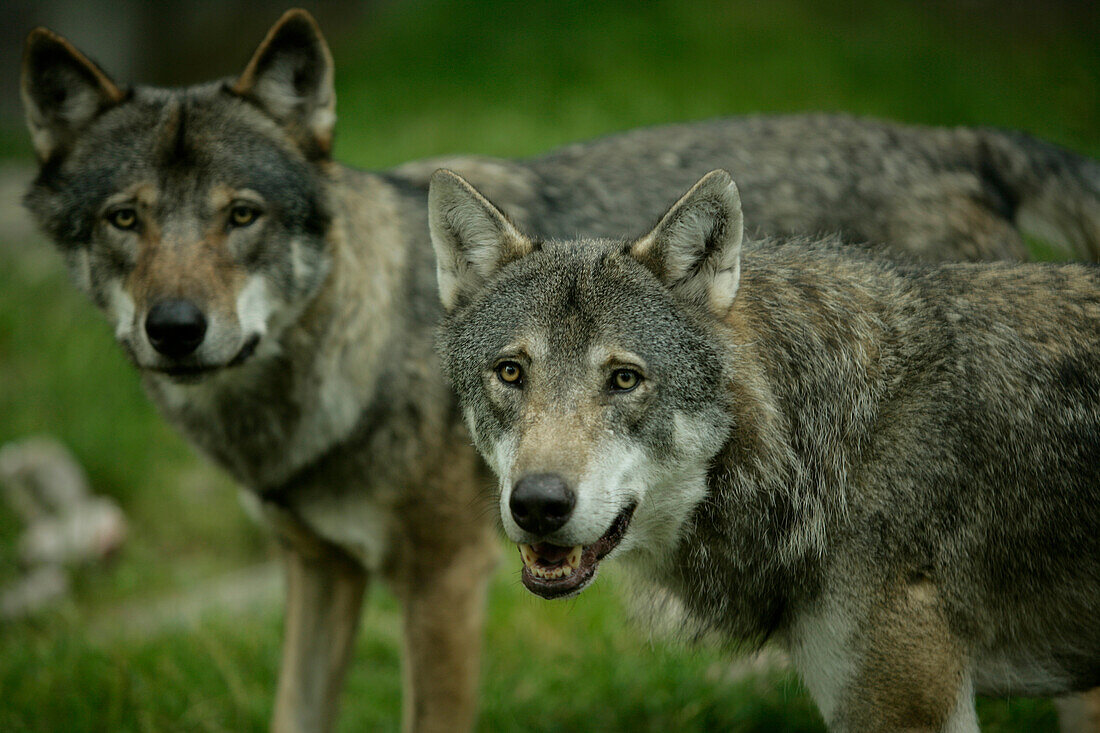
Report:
432,168,1100,731
21,4,1100,730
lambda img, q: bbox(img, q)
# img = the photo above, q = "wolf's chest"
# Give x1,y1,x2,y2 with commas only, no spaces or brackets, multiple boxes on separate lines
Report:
146,357,367,490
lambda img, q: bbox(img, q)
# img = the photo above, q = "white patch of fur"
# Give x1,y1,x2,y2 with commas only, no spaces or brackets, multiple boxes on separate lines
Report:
289,239,309,285
236,274,272,337
492,434,523,535
307,358,367,457
707,266,741,314
546,412,716,555
309,108,337,142
618,412,720,565
785,601,857,725
564,437,647,545
497,406,722,558
297,491,392,572
104,280,135,342
434,262,463,312
943,674,980,733
790,604,979,732
620,469,709,565
28,126,56,162
461,406,481,445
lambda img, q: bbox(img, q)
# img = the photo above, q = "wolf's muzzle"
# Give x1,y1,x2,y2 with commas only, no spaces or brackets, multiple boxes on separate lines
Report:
145,299,207,358
510,473,575,537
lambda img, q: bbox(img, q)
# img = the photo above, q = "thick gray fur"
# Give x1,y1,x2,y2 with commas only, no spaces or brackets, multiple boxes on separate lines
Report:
435,169,1100,732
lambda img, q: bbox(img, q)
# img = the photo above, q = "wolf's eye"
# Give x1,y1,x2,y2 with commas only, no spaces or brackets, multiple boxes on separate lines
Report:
107,208,138,231
229,205,260,228
610,369,642,392
496,361,524,387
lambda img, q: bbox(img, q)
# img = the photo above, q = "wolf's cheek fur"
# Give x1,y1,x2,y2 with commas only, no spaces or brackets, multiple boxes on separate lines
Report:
609,411,725,562
61,248,93,295
235,275,274,339
564,437,646,544
104,278,137,344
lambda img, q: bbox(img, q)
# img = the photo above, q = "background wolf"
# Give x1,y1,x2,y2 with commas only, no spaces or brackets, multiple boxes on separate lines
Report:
20,6,1100,733
432,168,1100,732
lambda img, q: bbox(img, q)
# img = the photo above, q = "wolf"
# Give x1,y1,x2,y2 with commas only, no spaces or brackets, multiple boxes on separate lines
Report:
21,6,1100,732
431,168,1100,732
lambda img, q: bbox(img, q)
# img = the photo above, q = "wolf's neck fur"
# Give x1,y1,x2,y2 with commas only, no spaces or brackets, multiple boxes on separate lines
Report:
143,167,422,491
658,243,914,642
659,243,1100,654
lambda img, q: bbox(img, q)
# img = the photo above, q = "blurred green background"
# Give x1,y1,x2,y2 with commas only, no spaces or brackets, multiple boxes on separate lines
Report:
0,0,1096,730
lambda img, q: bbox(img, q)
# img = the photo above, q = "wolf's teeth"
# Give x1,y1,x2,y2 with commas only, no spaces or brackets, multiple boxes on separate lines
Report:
520,543,586,580
519,544,536,569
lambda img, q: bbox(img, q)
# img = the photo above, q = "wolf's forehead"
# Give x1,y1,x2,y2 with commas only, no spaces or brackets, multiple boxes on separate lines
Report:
74,91,307,191
497,274,651,363
518,250,661,326
499,249,720,376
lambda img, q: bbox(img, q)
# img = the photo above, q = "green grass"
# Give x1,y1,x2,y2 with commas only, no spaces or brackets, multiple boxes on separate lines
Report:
0,0,1096,729
0,571,1061,732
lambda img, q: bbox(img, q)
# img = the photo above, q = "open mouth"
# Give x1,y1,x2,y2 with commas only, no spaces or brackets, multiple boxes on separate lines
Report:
228,334,261,366
517,502,636,599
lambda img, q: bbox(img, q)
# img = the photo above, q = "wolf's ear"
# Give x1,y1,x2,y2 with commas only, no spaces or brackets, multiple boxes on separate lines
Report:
21,28,124,162
630,170,744,316
429,169,534,312
233,9,335,157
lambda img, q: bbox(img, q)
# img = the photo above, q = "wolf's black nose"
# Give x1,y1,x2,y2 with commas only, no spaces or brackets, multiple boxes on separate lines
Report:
510,473,575,536
145,299,207,358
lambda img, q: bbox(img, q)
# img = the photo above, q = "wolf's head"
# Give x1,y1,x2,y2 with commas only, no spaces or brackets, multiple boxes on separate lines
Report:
22,10,335,383
432,169,741,599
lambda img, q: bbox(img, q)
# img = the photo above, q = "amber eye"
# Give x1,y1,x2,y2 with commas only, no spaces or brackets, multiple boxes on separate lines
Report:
610,369,641,392
107,208,138,231
229,205,259,228
496,361,523,387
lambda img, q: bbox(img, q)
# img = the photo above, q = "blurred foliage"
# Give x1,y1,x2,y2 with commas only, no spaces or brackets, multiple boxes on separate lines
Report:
325,0,1098,166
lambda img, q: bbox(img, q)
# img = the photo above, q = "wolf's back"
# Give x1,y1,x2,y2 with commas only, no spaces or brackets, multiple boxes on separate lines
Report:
520,114,1100,263
978,127,1100,261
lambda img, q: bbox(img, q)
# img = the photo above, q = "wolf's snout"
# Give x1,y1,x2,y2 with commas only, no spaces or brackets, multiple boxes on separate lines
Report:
145,299,207,358
510,473,575,536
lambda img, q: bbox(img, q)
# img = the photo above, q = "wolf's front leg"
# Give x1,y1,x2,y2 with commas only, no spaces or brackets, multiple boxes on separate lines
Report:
392,525,498,733
790,580,978,733
270,532,369,733
1057,689,1100,733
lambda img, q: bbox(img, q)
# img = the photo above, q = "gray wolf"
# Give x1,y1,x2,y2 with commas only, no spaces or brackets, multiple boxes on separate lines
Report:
431,168,1100,732
21,6,1099,730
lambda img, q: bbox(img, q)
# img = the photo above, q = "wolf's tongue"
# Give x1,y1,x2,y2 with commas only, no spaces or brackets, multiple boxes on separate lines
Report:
531,542,572,563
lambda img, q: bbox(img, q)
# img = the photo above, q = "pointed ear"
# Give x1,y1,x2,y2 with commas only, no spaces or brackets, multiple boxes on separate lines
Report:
232,9,335,157
21,28,124,162
630,170,744,316
429,169,534,312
